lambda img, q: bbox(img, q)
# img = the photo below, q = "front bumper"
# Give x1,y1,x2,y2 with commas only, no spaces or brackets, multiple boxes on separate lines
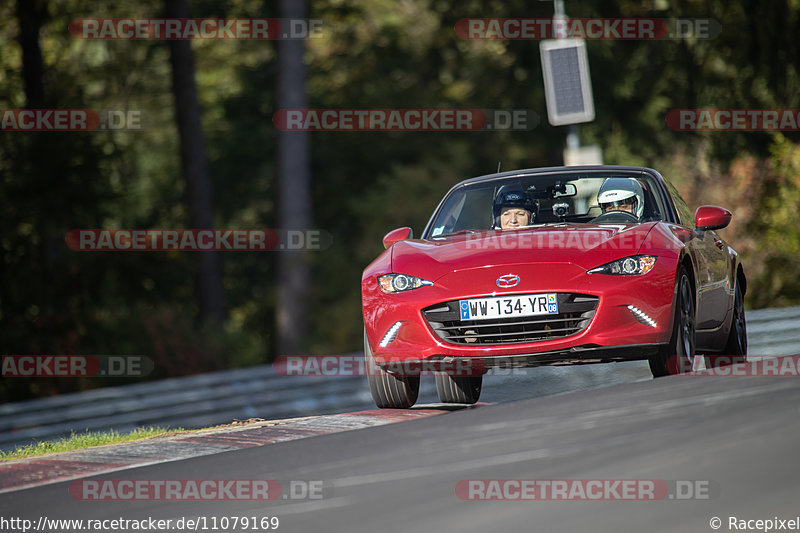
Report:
362,261,676,366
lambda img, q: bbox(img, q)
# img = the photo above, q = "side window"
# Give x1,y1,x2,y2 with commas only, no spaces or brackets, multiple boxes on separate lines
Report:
664,179,693,226
636,176,665,222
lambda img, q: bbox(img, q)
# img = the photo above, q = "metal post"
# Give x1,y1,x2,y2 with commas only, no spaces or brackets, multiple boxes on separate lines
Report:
552,0,581,157
567,124,579,150
554,0,565,19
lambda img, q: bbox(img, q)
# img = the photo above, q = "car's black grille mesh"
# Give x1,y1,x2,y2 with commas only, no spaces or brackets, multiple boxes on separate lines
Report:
422,293,598,345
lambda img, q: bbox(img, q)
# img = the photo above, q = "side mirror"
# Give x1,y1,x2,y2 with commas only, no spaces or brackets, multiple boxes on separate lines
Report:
382,227,413,249
695,206,732,231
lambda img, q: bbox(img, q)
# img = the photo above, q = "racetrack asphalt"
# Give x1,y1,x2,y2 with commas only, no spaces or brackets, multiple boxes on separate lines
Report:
2,359,799,533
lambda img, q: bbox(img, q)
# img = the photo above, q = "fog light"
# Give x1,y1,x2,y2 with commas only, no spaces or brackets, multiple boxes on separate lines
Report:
380,322,402,347
628,305,657,328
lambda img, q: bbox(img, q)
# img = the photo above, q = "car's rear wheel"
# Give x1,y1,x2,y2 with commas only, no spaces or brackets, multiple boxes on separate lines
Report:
722,280,747,359
649,266,696,377
434,373,482,404
364,329,419,408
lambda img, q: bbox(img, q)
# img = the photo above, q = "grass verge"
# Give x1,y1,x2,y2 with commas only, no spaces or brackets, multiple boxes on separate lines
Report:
0,426,188,461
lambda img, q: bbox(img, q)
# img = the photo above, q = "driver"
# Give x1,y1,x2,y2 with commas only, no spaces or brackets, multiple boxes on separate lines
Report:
492,187,537,230
595,177,645,220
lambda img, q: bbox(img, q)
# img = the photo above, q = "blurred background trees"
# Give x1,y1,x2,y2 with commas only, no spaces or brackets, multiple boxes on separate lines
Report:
1,0,798,401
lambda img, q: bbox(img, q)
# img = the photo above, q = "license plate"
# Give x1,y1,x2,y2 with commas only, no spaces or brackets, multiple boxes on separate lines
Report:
459,293,558,321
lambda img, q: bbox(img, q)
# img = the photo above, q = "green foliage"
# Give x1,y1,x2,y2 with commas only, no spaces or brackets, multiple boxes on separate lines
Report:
745,136,800,307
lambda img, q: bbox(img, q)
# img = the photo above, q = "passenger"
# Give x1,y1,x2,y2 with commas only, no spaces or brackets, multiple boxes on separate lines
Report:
492,188,537,230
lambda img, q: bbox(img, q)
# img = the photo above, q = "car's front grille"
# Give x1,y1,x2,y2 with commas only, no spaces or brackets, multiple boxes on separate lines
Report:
422,293,598,345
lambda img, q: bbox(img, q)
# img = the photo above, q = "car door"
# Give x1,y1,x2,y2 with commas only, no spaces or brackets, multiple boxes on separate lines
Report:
664,180,726,330
692,228,730,328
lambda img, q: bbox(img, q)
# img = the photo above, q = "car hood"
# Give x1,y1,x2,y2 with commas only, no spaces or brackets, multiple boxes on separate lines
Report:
391,223,657,281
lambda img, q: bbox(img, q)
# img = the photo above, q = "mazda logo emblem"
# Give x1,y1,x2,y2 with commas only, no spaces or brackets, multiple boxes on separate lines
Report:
496,274,520,288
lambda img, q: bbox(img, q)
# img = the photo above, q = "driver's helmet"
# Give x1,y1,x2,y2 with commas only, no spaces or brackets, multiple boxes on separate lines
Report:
597,178,645,219
492,186,537,228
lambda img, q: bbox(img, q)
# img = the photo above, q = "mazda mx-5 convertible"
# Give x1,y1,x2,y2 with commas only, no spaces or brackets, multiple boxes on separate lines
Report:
361,166,747,408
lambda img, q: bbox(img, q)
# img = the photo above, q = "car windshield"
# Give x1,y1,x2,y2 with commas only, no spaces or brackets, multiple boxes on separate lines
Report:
425,172,666,238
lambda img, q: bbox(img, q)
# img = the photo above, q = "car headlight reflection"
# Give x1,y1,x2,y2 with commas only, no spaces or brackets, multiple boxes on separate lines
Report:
587,255,657,276
378,273,433,293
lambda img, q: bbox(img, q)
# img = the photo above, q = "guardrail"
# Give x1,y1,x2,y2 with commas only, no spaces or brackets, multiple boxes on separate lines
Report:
1,306,798,452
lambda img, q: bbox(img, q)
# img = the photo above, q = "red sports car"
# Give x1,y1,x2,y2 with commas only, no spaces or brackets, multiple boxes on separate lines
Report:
361,166,747,408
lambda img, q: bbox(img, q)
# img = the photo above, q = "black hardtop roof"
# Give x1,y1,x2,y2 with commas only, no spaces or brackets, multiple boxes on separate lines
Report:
452,165,662,189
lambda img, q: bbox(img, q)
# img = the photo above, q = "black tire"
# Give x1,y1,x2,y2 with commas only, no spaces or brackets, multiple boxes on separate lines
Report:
649,266,696,377
434,373,482,404
720,279,747,364
364,329,419,408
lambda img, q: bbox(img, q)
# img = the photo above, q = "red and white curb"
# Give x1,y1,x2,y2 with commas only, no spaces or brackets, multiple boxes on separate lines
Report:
0,406,481,494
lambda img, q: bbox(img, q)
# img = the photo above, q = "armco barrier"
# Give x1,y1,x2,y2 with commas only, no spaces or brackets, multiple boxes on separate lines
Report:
1,306,797,452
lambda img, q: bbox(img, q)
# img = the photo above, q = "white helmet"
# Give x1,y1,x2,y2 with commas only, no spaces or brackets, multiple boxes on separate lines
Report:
597,178,645,219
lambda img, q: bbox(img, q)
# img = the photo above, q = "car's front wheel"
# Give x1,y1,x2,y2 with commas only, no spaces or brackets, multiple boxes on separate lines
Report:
434,373,482,404
364,329,419,408
649,266,696,377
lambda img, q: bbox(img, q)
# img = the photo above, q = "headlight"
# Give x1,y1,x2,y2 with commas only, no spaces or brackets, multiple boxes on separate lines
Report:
587,255,657,275
378,273,433,293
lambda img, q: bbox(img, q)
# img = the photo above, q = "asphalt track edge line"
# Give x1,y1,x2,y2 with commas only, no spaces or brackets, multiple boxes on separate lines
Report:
0,406,468,494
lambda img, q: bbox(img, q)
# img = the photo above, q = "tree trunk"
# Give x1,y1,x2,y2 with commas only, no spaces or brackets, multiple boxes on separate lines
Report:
17,0,58,344
276,0,312,355
17,0,45,109
165,0,225,324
